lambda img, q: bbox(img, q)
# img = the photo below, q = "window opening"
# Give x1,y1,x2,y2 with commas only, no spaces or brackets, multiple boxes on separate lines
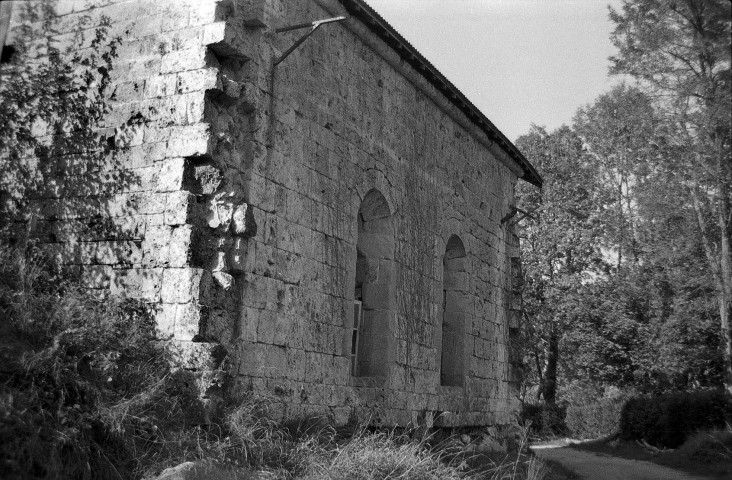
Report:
350,189,394,378
0,45,15,64
440,234,467,387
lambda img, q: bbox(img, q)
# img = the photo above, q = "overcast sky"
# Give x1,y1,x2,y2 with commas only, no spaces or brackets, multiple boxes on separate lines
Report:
365,0,624,142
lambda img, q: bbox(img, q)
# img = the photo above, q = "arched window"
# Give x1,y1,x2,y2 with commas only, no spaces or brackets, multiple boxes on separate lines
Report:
351,189,394,377
440,234,467,386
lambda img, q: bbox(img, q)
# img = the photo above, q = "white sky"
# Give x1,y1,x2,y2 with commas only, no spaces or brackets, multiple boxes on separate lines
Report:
365,0,624,141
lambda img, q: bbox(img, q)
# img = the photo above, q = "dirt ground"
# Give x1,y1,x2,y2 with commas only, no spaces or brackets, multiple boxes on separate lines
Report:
531,441,721,480
569,438,732,479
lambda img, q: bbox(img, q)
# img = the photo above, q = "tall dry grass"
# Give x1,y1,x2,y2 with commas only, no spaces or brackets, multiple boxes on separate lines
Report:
471,424,548,480
293,420,548,480
299,430,470,480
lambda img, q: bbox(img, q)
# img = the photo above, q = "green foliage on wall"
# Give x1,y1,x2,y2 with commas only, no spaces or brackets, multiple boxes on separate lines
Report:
0,0,120,230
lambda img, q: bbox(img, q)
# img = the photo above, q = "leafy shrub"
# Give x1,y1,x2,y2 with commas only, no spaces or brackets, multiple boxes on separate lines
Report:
0,245,284,478
620,390,732,448
0,246,207,479
519,403,568,438
565,396,626,439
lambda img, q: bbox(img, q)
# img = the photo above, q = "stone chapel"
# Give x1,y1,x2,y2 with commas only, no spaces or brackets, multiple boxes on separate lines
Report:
0,0,542,429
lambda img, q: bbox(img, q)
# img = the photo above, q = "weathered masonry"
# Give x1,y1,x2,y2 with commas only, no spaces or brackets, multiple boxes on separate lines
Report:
1,0,541,428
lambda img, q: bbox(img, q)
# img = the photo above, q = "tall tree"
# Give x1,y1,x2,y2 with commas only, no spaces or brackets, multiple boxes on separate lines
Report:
516,126,609,403
518,85,724,401
610,0,732,392
571,84,719,393
574,84,658,267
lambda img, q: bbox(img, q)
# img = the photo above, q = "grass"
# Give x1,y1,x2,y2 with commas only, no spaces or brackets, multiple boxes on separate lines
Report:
300,430,471,480
465,425,550,480
0,243,547,479
571,426,732,479
470,452,549,480
298,424,550,480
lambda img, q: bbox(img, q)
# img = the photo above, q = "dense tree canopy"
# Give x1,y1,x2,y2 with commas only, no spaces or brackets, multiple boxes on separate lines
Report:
609,0,732,392
516,0,731,402
516,125,609,402
517,78,726,401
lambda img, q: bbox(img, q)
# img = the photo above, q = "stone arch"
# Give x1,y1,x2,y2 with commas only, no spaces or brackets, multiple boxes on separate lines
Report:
350,188,395,378
353,170,396,217
440,234,468,387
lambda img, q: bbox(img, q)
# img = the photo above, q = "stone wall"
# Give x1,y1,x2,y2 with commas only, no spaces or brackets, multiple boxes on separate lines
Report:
1,0,240,381
1,0,529,429
217,0,526,427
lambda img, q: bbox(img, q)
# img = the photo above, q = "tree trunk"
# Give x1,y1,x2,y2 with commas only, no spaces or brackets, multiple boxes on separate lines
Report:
717,154,732,394
692,155,732,394
720,287,732,395
539,327,559,404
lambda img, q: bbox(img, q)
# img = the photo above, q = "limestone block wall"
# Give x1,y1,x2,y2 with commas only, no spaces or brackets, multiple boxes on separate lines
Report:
213,0,527,427
0,0,254,376
1,0,529,429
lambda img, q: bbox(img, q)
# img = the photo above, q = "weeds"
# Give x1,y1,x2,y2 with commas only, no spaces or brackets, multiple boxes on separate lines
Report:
299,429,472,480
470,424,548,480
0,245,545,479
0,245,210,478
676,424,732,463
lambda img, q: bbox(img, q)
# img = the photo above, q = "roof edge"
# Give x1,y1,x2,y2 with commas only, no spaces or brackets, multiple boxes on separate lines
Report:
340,0,542,187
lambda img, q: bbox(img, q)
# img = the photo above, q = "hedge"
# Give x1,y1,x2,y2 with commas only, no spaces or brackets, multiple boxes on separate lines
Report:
565,396,626,439
619,390,732,448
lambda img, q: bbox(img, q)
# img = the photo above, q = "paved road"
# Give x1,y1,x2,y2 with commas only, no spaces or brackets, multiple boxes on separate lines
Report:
532,445,711,480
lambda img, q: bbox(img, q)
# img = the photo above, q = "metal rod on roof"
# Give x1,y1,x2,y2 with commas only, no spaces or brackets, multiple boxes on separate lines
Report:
273,16,346,67
501,206,539,225
276,16,347,33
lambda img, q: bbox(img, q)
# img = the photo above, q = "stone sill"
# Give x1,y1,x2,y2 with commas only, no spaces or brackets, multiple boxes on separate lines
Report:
350,376,386,388
437,385,465,395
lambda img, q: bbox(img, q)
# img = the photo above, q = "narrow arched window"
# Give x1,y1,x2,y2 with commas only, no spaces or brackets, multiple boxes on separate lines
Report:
351,189,394,377
440,234,467,386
